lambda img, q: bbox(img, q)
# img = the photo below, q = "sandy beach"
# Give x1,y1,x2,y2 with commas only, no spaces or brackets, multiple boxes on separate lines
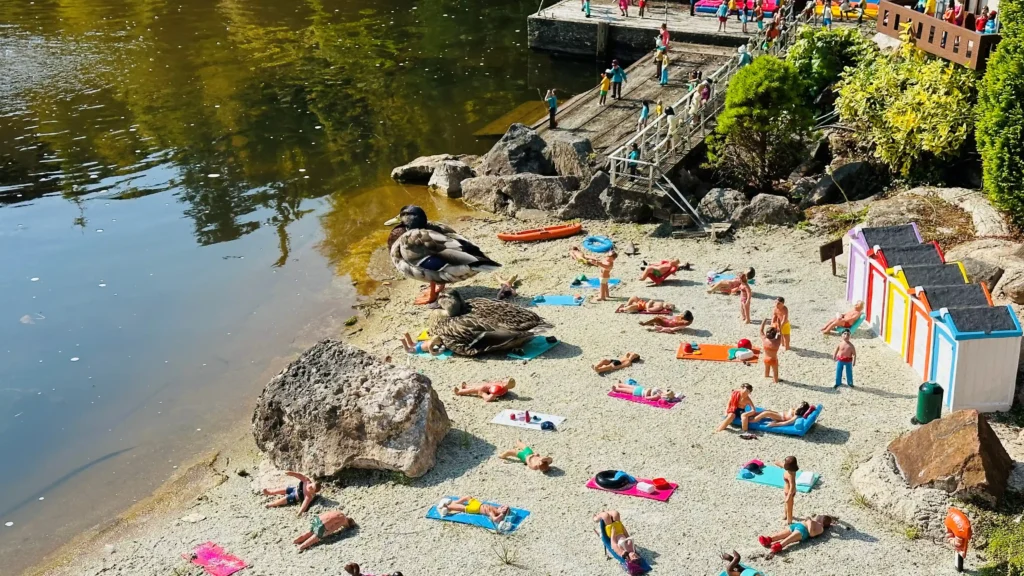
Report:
36,216,1024,576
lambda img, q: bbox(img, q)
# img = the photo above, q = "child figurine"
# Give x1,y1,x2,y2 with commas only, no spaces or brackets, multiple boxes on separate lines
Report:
578,249,618,301
594,352,641,374
772,296,790,350
737,276,752,324
498,439,553,472
611,381,676,401
402,332,445,356
453,378,516,402
777,456,799,524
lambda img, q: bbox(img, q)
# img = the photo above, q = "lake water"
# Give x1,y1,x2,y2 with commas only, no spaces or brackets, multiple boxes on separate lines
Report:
0,0,596,571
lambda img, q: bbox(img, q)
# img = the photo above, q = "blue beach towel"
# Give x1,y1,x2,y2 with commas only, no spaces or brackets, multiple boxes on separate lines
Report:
709,273,755,285
426,497,530,533
569,278,622,289
507,336,560,360
532,294,584,306
412,349,453,360
597,518,652,574
833,314,865,335
730,405,823,436
737,465,819,493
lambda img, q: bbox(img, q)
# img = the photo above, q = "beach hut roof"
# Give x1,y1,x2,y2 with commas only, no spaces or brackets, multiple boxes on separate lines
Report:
919,284,989,310
944,306,1019,334
900,264,965,287
876,244,943,267
861,225,919,247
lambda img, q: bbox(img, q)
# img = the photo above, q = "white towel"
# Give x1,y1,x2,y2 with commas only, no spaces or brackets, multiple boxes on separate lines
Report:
796,471,815,487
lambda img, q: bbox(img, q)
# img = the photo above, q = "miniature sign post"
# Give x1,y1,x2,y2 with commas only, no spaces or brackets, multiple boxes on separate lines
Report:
820,238,844,276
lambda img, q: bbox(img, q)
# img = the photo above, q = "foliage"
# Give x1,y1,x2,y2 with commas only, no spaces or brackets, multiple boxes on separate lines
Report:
707,56,814,193
978,0,1024,226
966,492,1024,576
836,42,978,177
786,26,876,102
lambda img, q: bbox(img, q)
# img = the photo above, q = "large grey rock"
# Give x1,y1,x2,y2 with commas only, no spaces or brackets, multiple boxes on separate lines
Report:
391,154,458,184
732,194,802,227
558,172,612,220
543,132,594,181
478,123,554,177
959,258,1005,291
905,186,1010,237
697,188,748,223
851,450,950,540
599,186,652,223
946,239,1024,303
803,161,887,207
427,160,475,199
461,174,580,215
998,268,1024,305
252,340,450,478
788,136,831,181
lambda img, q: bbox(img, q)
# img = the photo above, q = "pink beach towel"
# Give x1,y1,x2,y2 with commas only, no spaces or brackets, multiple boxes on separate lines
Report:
608,391,680,409
585,478,678,502
183,542,248,576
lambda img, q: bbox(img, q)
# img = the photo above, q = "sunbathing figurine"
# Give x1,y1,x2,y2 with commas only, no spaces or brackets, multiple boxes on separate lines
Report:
722,550,764,576
263,470,320,516
498,439,553,472
401,332,445,356
594,352,641,374
820,301,864,333
751,401,812,427
639,310,694,333
437,496,511,528
758,514,838,557
639,258,688,284
594,510,645,574
706,267,755,294
294,510,355,552
611,381,676,402
617,296,676,314
453,378,515,402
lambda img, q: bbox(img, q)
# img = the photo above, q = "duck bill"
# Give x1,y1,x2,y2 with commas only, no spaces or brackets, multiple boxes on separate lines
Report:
384,215,400,226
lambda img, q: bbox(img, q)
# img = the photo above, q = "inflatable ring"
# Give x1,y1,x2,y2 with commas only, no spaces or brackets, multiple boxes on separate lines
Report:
582,235,614,253
595,470,635,490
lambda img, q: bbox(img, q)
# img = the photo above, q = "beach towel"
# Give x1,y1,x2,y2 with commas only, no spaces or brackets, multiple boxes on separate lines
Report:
532,294,584,306
507,336,560,360
597,518,653,574
490,409,565,431
570,277,622,289
608,391,681,409
676,343,761,363
586,477,678,502
708,273,756,285
426,497,530,533
737,464,819,493
833,314,865,335
729,405,823,436
412,330,453,360
719,564,766,576
183,542,247,576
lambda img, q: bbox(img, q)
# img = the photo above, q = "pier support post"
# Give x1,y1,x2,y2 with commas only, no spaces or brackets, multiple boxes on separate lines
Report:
596,22,609,57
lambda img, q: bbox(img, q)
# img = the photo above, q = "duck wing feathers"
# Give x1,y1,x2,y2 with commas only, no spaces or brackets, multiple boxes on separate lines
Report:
464,298,549,332
394,227,501,278
429,314,535,357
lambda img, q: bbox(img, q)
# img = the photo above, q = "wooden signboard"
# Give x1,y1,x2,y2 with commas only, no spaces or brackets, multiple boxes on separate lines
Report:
820,238,844,276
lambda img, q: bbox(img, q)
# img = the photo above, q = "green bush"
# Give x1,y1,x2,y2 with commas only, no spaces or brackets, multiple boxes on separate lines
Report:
707,56,814,193
981,521,1024,576
786,26,876,103
978,0,1024,226
836,43,977,177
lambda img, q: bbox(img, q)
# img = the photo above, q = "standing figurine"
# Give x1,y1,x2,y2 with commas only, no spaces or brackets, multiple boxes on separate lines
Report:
599,72,611,106
580,249,618,301
833,329,856,388
544,89,558,129
737,276,753,324
776,456,798,524
760,318,780,383
771,297,790,350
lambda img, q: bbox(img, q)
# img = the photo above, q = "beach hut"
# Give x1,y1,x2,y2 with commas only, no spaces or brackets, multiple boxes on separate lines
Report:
870,242,945,270
930,305,1023,412
885,263,969,356
906,284,992,379
846,224,922,331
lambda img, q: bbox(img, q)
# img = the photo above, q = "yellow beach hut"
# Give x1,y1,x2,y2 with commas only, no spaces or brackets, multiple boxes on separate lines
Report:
885,263,968,358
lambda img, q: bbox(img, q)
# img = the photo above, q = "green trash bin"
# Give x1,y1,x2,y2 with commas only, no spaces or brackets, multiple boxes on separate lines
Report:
914,382,944,425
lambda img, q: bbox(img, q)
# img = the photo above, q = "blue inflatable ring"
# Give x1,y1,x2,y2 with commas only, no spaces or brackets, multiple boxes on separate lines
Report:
582,235,614,253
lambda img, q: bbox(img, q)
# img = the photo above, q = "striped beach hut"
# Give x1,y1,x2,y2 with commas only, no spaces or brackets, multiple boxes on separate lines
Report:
906,283,993,380
930,305,1023,412
884,262,968,357
846,224,923,333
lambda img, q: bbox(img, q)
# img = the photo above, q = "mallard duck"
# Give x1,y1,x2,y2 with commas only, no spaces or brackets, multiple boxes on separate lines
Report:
430,291,539,357
385,205,501,304
443,290,550,332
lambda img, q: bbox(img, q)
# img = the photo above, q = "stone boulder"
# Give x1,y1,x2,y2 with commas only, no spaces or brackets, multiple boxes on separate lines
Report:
461,174,579,215
959,257,1005,291
252,340,450,478
543,132,594,181
998,268,1024,305
599,186,652,223
391,154,458,184
787,136,831,181
946,239,1024,303
478,123,555,177
732,194,802,227
904,186,1010,238
888,410,1013,505
697,188,748,223
851,450,951,539
558,172,612,220
427,159,475,199
802,161,887,207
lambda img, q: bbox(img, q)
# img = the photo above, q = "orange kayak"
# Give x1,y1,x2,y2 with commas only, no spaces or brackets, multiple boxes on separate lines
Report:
497,223,583,242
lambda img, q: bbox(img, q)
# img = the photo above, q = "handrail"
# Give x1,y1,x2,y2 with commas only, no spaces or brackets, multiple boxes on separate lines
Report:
875,0,1000,70
607,3,798,194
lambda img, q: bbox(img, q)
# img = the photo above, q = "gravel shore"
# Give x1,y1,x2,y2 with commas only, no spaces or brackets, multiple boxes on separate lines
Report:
45,217,1001,576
